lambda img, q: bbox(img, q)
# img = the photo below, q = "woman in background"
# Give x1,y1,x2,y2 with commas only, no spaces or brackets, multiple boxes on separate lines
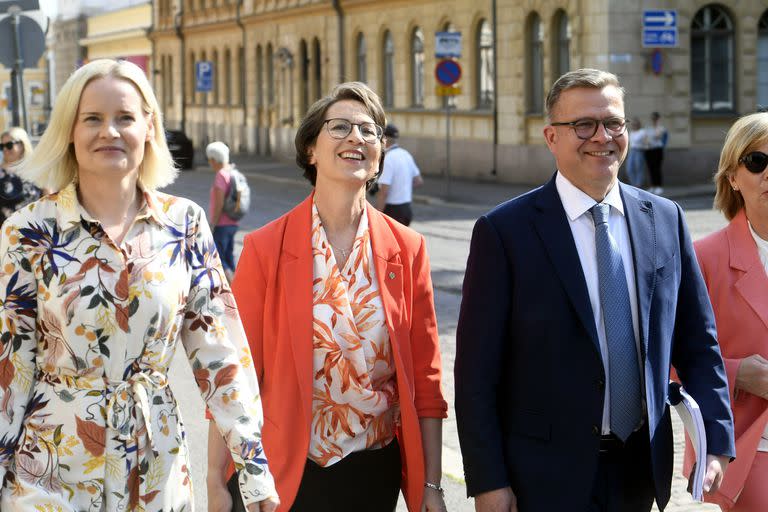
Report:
0,127,42,225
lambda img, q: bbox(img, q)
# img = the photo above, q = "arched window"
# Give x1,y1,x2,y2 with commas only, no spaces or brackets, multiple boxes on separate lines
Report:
382,30,394,107
188,51,196,103
237,47,244,106
552,10,570,79
526,12,543,114
313,38,322,101
224,48,232,106
476,19,494,109
691,5,734,112
266,43,274,106
212,49,219,105
255,45,263,109
167,55,173,107
411,27,425,107
299,39,309,114
758,11,768,109
356,33,367,83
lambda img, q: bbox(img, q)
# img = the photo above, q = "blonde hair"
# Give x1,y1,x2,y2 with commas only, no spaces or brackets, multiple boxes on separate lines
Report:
1,126,33,161
21,59,177,191
714,112,768,220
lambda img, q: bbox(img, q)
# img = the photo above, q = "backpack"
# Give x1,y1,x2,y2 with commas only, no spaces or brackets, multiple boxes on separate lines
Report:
222,166,250,220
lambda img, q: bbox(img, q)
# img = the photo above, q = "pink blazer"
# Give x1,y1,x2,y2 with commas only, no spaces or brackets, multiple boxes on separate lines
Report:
231,194,448,511
684,209,768,508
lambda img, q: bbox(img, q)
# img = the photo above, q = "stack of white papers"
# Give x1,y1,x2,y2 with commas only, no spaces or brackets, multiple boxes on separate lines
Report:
669,381,707,501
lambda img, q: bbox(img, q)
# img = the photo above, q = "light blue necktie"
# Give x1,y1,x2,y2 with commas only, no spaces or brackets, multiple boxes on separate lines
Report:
590,203,642,442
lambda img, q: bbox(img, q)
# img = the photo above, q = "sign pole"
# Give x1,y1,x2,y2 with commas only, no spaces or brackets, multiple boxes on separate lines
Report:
203,91,208,148
445,98,451,198
10,8,27,131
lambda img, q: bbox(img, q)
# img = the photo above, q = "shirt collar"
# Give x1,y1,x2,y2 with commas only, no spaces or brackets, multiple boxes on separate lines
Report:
555,171,625,222
53,182,165,232
748,220,768,267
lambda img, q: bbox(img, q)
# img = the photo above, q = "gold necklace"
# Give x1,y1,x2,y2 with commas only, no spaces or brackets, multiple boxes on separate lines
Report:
329,241,353,259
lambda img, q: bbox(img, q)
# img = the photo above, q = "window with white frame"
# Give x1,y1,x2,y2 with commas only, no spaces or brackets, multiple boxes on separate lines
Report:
357,33,367,83
691,5,734,112
477,19,494,109
553,10,570,79
411,27,425,107
526,12,543,114
383,31,394,107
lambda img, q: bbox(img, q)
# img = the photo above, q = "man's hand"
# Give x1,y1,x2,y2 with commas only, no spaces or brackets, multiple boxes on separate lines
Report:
736,354,768,398
207,479,232,512
245,497,280,512
474,487,517,512
703,454,730,494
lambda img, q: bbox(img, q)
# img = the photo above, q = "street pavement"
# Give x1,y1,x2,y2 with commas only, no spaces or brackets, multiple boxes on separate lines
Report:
164,155,725,511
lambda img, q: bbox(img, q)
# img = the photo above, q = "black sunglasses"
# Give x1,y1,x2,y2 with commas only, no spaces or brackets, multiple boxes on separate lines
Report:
0,140,20,151
738,151,768,174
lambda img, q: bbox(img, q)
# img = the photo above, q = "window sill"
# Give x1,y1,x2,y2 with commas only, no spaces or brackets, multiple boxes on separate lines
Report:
690,110,739,120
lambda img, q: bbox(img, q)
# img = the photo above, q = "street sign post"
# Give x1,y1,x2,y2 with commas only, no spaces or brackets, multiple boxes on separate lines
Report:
434,57,462,199
435,31,462,58
642,9,677,47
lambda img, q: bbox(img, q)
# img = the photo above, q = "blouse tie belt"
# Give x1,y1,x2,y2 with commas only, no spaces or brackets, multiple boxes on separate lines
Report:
39,369,169,457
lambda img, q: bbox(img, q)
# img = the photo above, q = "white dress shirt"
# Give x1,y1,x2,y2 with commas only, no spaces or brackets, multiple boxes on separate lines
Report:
555,172,642,435
379,144,421,205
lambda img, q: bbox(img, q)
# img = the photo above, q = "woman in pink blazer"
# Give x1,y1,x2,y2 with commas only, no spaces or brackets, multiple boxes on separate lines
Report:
206,82,448,512
685,112,768,511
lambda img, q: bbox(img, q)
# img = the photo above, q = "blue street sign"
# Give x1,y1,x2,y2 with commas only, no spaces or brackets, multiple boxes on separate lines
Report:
195,61,213,92
435,59,462,86
642,9,677,48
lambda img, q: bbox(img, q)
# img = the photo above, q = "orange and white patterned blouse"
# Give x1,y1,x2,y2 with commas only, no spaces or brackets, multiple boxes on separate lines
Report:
309,203,399,467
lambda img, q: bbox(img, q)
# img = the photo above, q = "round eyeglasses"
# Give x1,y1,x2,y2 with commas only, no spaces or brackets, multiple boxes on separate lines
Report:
738,151,768,174
550,118,627,140
323,118,383,144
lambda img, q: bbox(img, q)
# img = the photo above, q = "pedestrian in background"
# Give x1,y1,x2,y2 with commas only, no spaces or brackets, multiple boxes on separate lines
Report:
0,127,42,226
375,124,423,226
625,117,647,188
0,58,278,511
684,112,768,512
455,68,734,512
207,141,239,282
645,111,667,194
207,82,448,512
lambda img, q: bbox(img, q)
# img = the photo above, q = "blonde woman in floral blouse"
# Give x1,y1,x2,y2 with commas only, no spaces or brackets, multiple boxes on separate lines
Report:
207,82,448,512
0,59,278,511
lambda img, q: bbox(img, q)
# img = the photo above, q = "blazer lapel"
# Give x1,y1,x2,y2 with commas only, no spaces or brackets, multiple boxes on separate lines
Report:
621,185,656,359
532,177,600,352
729,211,768,331
367,205,409,382
281,195,315,420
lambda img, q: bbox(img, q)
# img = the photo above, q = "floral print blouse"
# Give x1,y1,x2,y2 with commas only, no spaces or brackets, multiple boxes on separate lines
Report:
309,203,399,467
0,183,275,511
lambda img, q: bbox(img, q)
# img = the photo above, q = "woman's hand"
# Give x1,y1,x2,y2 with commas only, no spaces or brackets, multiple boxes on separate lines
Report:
207,479,233,512
245,497,280,512
421,486,448,512
736,354,768,398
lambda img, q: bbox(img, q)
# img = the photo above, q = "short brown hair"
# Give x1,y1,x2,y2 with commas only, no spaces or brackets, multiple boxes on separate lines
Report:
545,68,625,121
713,112,768,220
295,81,387,186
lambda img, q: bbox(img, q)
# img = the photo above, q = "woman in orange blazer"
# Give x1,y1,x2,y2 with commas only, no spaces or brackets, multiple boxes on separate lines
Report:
684,112,768,511
207,82,448,512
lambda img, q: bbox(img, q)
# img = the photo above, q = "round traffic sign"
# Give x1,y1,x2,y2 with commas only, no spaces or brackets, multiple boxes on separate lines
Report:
0,15,46,69
435,59,462,86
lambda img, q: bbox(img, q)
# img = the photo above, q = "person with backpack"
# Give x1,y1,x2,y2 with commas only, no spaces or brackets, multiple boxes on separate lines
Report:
207,141,248,281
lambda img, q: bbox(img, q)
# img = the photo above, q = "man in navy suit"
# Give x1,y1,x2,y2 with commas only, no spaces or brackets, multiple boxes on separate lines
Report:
454,69,735,512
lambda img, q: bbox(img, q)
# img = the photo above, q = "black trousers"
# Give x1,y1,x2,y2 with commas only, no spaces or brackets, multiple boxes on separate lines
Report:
588,427,656,512
383,203,413,226
228,439,401,512
644,148,665,187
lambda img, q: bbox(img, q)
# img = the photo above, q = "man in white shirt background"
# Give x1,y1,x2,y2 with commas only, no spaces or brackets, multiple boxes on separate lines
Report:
376,124,423,226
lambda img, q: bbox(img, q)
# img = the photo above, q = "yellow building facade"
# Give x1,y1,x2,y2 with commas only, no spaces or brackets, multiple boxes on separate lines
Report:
152,0,768,185
81,2,153,75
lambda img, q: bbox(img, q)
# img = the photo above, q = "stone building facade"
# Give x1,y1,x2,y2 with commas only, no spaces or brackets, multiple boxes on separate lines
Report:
151,0,768,185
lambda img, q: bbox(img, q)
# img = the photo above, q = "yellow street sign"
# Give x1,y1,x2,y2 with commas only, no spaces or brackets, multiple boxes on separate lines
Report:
435,85,462,96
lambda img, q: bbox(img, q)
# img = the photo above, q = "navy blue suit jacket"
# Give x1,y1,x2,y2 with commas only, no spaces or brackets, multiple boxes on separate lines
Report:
454,176,735,510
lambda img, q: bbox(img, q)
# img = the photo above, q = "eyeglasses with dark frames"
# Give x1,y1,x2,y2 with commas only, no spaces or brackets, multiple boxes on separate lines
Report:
323,118,383,144
550,118,627,140
0,141,21,151
738,151,768,174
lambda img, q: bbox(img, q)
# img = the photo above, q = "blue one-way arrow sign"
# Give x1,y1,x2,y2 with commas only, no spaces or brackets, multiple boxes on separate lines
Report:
643,9,677,48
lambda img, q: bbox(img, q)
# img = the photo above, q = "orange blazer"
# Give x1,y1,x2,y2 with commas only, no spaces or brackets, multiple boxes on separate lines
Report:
230,194,448,511
684,209,768,508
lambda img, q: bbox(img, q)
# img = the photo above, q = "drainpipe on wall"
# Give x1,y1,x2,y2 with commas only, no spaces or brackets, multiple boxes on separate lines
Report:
332,0,345,83
174,6,186,134
237,0,247,152
491,0,498,176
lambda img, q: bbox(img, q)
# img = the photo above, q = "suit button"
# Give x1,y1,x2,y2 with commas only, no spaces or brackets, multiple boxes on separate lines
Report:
592,425,600,436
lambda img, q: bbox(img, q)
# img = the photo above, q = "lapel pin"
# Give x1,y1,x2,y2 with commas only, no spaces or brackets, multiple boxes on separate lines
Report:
388,272,396,280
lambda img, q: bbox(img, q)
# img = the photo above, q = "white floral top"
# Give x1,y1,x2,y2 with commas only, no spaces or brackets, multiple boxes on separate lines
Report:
0,183,275,511
309,203,399,467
